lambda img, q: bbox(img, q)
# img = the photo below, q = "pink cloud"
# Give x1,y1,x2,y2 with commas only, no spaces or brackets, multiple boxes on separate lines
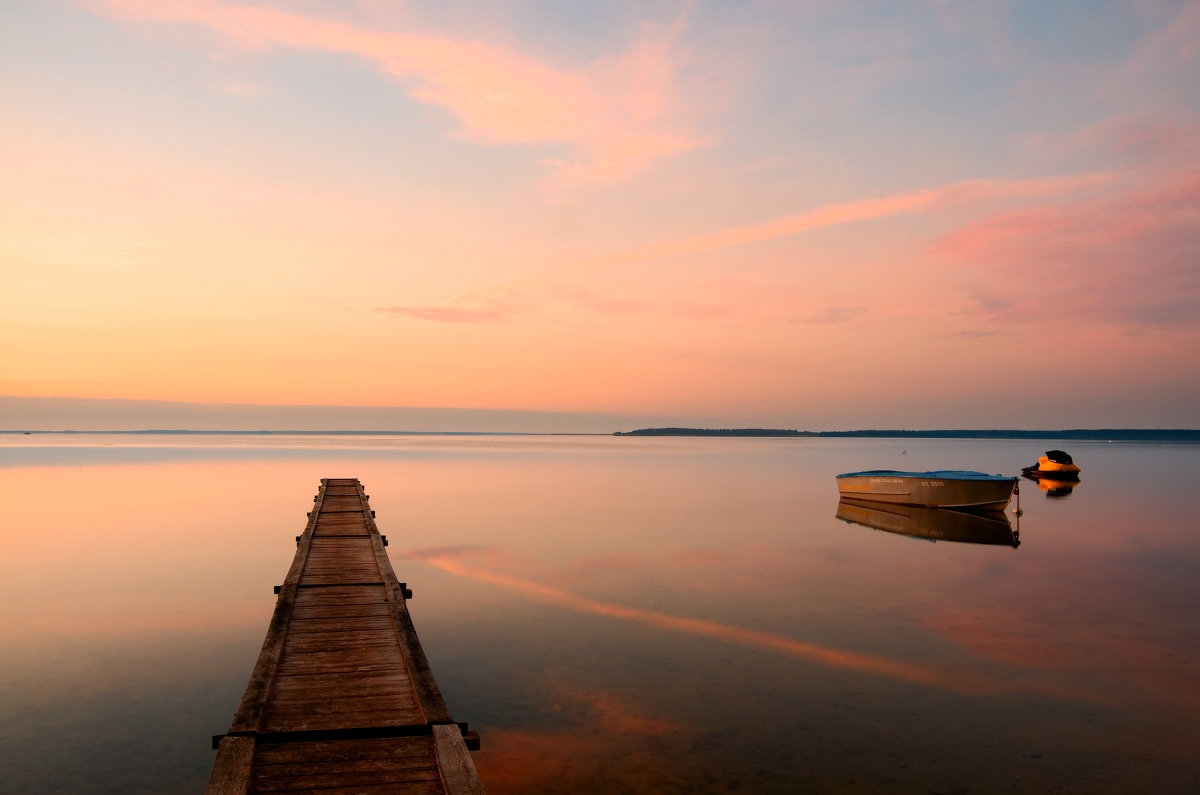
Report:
791,306,866,325
577,171,1113,269
375,305,504,323
431,171,1113,314
1126,2,1200,74
92,0,699,185
934,169,1200,332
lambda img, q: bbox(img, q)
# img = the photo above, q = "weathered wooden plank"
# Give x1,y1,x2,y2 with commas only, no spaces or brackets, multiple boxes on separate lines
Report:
433,724,486,795
290,604,392,620
282,637,399,654
285,616,396,633
252,782,444,795
281,627,396,643
299,573,383,585
308,541,375,551
289,595,390,609
250,769,442,792
300,561,380,571
251,760,439,782
314,518,368,527
320,495,365,511
253,736,432,761
301,561,380,571
276,647,405,670
308,539,371,546
314,514,368,527
263,708,428,734
302,558,378,567
207,735,255,794
293,583,383,594
264,694,421,719
252,757,442,779
268,670,412,693
303,554,378,565
306,548,376,558
269,683,416,704
293,584,387,598
274,656,406,674
264,700,424,731
281,625,394,640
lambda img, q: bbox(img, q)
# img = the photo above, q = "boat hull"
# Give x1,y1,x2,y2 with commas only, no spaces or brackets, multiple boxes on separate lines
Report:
835,470,1017,510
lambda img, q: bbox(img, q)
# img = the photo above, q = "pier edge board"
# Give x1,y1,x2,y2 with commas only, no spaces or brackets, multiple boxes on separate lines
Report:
364,497,454,725
206,735,255,795
433,724,487,795
226,480,327,734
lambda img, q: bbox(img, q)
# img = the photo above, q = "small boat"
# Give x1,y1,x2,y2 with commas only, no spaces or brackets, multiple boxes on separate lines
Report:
1021,449,1080,480
835,470,1018,511
836,498,1019,547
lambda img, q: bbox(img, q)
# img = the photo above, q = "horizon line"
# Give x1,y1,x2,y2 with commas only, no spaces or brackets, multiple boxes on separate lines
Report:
4,428,1199,438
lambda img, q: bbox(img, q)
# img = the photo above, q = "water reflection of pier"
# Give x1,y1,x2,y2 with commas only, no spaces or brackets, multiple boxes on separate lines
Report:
208,478,484,794
836,498,1019,547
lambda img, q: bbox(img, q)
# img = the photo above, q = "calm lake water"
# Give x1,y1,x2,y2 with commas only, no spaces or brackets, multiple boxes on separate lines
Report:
1,434,1198,793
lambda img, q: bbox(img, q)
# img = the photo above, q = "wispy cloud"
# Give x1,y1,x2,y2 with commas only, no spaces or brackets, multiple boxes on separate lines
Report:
375,305,505,323
606,172,1112,267
1126,2,1200,75
429,171,1114,312
934,168,1200,332
93,0,699,186
791,306,866,325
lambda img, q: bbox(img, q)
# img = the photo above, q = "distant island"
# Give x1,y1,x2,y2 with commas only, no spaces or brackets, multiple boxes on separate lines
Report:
613,428,1200,441
614,428,806,437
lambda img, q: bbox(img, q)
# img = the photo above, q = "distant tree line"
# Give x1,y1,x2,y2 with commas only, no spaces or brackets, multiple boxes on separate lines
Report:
613,428,1200,441
613,428,806,437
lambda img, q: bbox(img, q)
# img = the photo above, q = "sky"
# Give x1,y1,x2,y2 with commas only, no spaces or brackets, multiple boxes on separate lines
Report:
2,0,1199,431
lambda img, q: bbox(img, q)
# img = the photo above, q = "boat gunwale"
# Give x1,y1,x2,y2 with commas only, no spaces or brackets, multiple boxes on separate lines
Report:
835,469,1015,482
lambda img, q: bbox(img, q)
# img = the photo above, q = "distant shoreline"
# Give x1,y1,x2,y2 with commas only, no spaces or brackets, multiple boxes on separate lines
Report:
613,428,1200,441
0,429,551,436
3,428,1199,441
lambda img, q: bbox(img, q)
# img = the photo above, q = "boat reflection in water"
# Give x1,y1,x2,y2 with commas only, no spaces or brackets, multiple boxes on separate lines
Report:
836,498,1020,548
1023,473,1081,499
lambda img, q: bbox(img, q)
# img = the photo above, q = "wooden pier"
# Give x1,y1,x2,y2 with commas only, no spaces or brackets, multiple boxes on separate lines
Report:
208,478,484,794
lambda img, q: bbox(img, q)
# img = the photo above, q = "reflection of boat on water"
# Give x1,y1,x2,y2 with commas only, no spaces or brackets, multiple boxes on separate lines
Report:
1021,449,1080,480
836,498,1019,547
835,470,1018,511
1025,474,1080,498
